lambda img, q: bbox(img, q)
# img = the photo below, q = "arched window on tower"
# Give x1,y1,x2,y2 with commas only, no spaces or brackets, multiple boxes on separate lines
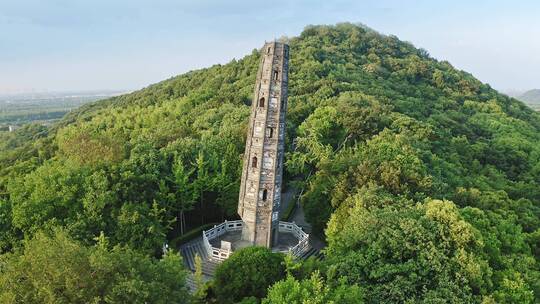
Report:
262,189,268,201
252,156,257,168
280,98,284,110
259,97,265,107
273,70,279,80
266,127,273,138
267,47,271,54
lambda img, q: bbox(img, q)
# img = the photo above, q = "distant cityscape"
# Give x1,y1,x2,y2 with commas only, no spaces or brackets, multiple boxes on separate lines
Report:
0,90,128,131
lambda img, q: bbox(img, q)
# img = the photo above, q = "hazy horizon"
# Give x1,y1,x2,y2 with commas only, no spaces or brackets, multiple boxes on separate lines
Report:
1,0,539,94
0,89,129,98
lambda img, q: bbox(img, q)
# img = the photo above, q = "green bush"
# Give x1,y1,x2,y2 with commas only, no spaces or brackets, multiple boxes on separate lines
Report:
212,247,286,303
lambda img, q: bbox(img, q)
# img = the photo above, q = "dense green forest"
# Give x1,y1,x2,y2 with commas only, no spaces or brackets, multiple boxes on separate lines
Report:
1,23,539,303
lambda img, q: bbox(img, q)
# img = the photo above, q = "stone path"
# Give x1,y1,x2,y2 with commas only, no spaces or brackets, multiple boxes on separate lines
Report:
279,184,296,215
290,199,310,231
179,238,217,292
289,196,327,254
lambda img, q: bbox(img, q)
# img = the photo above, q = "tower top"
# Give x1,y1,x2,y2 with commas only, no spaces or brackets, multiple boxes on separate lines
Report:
260,42,289,61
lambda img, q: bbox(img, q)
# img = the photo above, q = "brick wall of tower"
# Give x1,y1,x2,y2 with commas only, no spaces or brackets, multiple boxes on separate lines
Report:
238,41,289,247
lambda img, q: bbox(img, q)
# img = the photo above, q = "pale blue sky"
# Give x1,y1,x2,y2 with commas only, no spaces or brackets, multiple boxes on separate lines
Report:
0,0,539,94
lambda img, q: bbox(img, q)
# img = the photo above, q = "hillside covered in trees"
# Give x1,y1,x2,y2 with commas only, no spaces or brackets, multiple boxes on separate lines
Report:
1,23,539,303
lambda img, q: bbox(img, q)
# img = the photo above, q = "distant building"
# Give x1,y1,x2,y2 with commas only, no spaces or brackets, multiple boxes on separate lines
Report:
8,125,19,132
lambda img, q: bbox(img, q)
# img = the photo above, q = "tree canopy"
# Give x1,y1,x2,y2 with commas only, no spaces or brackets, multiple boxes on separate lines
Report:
0,230,189,303
212,247,286,303
0,23,539,303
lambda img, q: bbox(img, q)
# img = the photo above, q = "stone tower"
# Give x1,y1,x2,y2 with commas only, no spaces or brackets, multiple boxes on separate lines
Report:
238,41,289,247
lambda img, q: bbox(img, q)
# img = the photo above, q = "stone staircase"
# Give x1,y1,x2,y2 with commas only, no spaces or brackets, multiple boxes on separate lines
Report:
180,238,208,271
185,274,197,292
179,237,220,293
180,238,221,276
297,239,324,260
298,246,320,260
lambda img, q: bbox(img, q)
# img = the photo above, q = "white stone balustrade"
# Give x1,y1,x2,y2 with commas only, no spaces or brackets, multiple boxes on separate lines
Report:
202,220,309,261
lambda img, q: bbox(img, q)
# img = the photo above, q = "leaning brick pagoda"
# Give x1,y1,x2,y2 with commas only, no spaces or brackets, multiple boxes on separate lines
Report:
237,42,289,247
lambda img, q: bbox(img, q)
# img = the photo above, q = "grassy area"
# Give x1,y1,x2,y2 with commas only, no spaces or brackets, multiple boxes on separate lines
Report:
280,194,298,221
169,223,219,248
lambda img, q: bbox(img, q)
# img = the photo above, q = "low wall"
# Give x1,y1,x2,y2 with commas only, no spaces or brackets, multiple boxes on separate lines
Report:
202,220,310,261
202,220,243,261
278,221,310,257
